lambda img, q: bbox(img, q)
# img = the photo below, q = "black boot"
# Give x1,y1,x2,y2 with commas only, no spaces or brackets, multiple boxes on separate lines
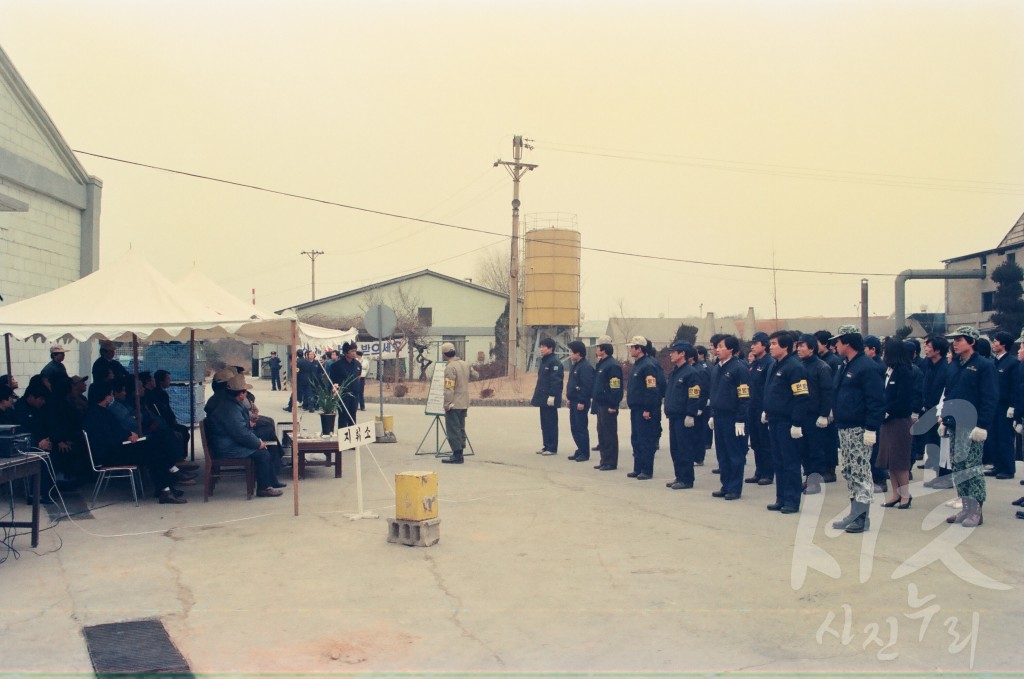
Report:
442,450,464,464
844,501,871,533
832,500,857,530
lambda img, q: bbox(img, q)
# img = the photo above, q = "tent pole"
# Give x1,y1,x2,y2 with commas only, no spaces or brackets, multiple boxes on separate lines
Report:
4,334,11,382
189,330,195,462
132,334,142,436
292,320,299,517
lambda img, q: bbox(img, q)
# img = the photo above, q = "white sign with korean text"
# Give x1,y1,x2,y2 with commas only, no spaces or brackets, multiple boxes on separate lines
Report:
336,423,375,451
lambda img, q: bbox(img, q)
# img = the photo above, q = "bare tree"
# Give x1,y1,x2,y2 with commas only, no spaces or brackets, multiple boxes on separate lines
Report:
474,246,524,298
610,298,636,347
388,285,424,379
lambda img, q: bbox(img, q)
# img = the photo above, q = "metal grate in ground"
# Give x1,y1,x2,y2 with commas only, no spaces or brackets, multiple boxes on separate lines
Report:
82,618,193,677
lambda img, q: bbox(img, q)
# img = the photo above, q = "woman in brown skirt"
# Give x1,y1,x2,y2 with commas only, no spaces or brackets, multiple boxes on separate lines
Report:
879,337,917,508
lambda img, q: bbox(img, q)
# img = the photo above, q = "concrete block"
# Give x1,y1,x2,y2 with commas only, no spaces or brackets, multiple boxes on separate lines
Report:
387,517,441,547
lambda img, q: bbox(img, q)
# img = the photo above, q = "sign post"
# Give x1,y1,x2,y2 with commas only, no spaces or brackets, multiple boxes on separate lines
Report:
364,303,397,424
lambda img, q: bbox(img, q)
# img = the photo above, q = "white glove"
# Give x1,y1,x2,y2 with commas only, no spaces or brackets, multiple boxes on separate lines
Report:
684,416,694,428
863,430,877,446
969,427,987,443
815,416,828,429
696,409,703,416
828,410,834,424
708,417,715,430
546,396,554,407
1015,423,1023,435
735,422,746,437
938,424,946,437
790,425,803,439
760,412,768,425
1008,407,1015,419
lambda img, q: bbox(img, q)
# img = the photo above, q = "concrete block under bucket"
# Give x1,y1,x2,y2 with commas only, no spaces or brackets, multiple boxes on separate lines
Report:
395,471,438,521
387,518,441,547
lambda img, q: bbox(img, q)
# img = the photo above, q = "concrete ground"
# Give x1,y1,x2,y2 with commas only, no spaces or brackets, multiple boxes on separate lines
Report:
1,379,1022,678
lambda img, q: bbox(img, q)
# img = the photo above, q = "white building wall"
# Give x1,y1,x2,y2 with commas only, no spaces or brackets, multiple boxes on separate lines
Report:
0,54,90,387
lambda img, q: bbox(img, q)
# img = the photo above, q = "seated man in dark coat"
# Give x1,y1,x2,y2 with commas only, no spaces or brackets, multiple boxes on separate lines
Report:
146,369,192,459
206,374,284,497
84,382,188,504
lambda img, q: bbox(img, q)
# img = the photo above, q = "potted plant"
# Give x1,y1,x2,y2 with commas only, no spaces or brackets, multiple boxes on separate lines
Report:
310,378,342,436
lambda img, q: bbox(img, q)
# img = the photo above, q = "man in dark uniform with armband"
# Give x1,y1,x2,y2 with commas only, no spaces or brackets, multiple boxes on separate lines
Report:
626,336,661,480
709,335,750,500
762,330,811,513
664,341,705,490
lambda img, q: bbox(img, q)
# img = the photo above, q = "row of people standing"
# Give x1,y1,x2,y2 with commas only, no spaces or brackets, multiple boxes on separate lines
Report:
525,324,1009,532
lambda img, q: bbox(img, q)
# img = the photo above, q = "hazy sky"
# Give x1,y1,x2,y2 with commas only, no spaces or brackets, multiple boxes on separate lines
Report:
4,1,1023,324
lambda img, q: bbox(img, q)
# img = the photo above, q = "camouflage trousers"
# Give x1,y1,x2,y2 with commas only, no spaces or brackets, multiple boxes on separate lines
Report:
950,432,987,504
838,427,873,504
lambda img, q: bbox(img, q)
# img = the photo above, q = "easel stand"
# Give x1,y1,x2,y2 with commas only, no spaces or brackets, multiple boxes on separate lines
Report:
414,415,475,458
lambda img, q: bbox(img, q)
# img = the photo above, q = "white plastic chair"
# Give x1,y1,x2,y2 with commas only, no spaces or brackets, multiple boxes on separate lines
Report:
82,430,143,508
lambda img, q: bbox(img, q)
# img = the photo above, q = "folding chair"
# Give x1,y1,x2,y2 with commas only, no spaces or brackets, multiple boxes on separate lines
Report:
82,430,143,508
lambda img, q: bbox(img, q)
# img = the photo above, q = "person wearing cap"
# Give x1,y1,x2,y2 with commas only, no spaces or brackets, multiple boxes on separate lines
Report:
530,338,564,455
940,325,996,527
813,330,844,482
268,351,282,391
207,373,284,496
663,341,706,489
590,339,622,471
829,325,884,533
41,344,70,390
565,341,595,462
708,335,750,499
625,336,662,479
762,331,811,513
746,331,776,486
329,343,362,426
440,342,470,464
984,331,1017,480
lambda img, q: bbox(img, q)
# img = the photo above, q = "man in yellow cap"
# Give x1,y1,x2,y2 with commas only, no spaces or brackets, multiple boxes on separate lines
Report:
441,342,470,464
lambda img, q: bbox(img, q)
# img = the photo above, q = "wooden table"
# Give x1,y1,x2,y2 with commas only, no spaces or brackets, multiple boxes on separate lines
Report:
282,432,343,479
0,454,41,547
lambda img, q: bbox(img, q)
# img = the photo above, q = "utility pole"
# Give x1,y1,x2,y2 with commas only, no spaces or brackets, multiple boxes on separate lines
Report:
301,250,324,301
494,135,537,378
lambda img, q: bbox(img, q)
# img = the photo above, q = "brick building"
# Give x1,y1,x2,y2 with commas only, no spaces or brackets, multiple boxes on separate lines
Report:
0,44,102,382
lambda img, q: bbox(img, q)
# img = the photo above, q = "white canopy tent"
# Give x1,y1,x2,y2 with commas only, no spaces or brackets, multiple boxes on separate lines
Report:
175,267,356,349
0,251,353,515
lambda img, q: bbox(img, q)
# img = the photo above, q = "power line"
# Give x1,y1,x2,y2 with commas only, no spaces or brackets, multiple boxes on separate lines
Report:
534,140,1024,195
74,149,901,277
